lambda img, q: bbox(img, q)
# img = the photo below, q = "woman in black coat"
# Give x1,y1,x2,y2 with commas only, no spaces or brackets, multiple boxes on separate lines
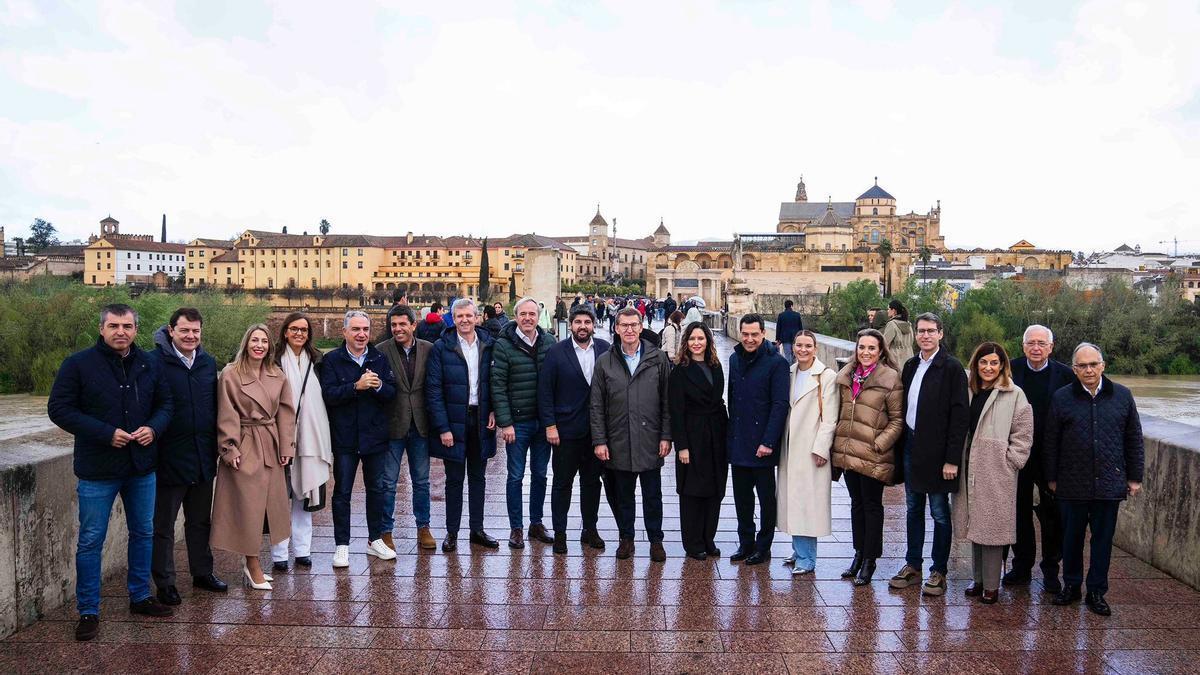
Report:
668,322,729,560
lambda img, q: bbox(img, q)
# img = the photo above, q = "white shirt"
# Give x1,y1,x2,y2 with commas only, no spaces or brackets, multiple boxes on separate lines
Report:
792,368,811,405
574,339,596,385
906,348,939,430
519,329,538,348
1084,378,1103,398
458,332,480,405
173,344,195,370
1027,359,1050,373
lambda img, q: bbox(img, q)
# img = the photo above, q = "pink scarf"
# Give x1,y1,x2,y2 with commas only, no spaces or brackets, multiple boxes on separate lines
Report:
852,363,877,399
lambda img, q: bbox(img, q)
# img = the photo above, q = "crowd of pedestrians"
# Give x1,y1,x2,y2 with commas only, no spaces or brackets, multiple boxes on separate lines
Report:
48,297,1144,642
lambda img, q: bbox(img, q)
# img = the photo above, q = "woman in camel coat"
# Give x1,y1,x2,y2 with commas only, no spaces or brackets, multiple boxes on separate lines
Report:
777,331,840,575
211,324,296,589
831,328,904,586
954,341,1033,603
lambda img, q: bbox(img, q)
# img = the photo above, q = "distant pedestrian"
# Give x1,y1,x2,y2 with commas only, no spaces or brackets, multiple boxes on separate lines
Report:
774,300,804,365
882,299,914,370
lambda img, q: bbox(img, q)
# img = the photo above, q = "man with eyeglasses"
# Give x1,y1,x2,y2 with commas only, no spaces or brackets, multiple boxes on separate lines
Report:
1003,324,1075,593
1044,343,1143,617
590,307,672,561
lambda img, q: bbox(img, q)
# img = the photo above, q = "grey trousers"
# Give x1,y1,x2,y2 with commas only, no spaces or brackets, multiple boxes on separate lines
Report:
972,543,1004,592
152,481,215,588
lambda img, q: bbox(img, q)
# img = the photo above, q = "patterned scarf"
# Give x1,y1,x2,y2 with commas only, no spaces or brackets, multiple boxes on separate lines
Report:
852,363,877,399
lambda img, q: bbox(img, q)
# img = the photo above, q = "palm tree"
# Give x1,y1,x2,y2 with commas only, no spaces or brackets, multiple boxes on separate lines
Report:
319,219,331,236
918,245,933,285
876,238,894,296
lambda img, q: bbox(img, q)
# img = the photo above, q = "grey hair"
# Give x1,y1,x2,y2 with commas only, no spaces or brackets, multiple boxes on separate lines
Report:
514,296,539,312
450,298,477,315
1072,342,1104,364
343,310,370,328
1023,324,1054,344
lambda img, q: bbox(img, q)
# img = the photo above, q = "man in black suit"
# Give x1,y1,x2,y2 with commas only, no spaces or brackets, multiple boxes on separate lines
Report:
538,306,611,554
1004,324,1076,592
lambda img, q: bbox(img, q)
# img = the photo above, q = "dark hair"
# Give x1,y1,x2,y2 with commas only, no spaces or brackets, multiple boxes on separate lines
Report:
854,328,891,367
570,306,597,323
914,312,943,331
100,303,137,326
784,300,794,309
739,313,766,332
391,288,407,304
888,299,908,321
483,304,498,320
387,304,417,326
968,341,1012,393
669,310,684,325
275,312,320,365
677,321,719,367
169,307,202,328
431,301,443,313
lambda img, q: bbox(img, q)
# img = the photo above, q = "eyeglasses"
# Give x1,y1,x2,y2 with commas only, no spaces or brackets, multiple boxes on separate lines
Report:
1073,361,1103,371
616,323,641,331
287,327,309,334
1024,341,1050,348
916,328,941,335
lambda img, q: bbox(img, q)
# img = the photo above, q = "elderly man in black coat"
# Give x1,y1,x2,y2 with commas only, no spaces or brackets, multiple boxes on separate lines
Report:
1045,342,1143,617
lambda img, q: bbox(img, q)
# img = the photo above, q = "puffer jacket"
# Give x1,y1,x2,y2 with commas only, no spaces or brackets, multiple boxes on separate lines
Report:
882,319,914,370
831,361,904,484
491,321,555,427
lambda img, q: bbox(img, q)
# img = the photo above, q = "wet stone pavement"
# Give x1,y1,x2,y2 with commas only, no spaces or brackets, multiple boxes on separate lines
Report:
4,321,1200,674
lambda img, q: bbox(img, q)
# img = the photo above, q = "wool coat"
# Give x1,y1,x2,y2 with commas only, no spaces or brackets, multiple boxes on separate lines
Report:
589,340,672,473
491,321,555,427
777,359,839,538
320,343,397,456
900,349,970,493
425,329,497,463
831,361,905,485
537,337,611,441
951,384,1034,546
667,360,728,498
210,363,296,556
1044,376,1144,501
376,337,433,438
882,319,914,371
726,344,790,468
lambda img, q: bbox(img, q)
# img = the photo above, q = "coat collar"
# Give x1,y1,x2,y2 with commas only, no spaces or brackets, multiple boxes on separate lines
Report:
236,362,280,414
789,358,827,403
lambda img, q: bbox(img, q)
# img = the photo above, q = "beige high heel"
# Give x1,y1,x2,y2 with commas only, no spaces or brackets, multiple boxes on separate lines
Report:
243,564,272,590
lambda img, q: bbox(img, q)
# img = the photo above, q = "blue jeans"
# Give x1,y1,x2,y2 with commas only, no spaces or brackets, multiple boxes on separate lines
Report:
76,472,156,615
333,451,390,544
506,420,551,529
903,448,952,574
386,429,431,530
791,536,817,571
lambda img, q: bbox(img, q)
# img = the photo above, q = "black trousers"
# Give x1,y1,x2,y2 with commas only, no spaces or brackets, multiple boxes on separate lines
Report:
844,469,885,560
732,465,776,553
680,494,722,555
1006,461,1061,577
1059,499,1120,595
445,407,487,535
151,480,215,588
606,467,664,542
550,436,605,534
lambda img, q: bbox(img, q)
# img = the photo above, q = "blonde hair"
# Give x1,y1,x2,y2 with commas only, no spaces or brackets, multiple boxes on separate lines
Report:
234,323,280,376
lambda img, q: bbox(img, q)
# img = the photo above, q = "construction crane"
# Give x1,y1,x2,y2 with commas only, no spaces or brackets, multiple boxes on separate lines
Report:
1157,238,1200,257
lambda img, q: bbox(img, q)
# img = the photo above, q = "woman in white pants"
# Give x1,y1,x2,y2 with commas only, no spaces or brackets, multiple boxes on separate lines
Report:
272,313,333,571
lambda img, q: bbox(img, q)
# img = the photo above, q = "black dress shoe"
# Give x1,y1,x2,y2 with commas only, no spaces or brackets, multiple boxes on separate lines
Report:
650,541,667,562
706,545,721,557
470,530,500,549
157,585,181,606
745,551,770,566
529,523,554,544
730,547,753,563
1085,591,1112,616
193,574,228,593
272,560,289,573
75,615,99,642
1052,587,1083,606
553,533,568,555
580,529,606,550
294,556,313,568
1042,576,1063,595
841,553,864,579
129,597,173,617
442,536,458,553
853,559,877,587
616,538,634,560
686,551,708,561
1002,568,1032,586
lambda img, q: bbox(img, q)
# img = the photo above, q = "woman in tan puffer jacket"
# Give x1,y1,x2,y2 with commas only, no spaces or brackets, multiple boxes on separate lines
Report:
832,328,904,587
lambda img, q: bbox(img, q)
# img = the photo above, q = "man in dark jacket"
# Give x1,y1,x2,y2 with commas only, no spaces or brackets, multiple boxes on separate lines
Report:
416,302,448,342
726,313,790,566
320,310,397,568
1004,324,1076,592
774,300,804,365
539,306,611,554
148,309,227,607
376,305,436,552
590,307,672,562
1045,343,1143,617
493,298,557,549
427,299,499,551
889,312,968,597
48,304,175,641
662,295,677,321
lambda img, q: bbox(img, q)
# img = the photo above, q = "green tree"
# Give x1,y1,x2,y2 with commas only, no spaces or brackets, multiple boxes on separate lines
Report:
814,279,884,341
27,218,59,251
477,238,491,303
319,219,331,236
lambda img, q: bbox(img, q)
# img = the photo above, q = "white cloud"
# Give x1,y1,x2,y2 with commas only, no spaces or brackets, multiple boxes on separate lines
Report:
0,0,1196,254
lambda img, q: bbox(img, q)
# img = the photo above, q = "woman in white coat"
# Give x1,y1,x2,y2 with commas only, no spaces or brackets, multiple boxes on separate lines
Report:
777,330,840,575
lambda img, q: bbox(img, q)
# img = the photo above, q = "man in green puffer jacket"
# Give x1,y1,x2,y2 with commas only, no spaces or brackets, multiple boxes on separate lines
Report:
492,297,557,549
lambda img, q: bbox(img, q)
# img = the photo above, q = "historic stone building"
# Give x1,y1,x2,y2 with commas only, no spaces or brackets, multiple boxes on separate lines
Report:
84,216,186,286
551,208,654,282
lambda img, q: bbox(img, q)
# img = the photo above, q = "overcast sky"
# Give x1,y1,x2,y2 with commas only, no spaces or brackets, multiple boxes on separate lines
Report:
2,1,1197,254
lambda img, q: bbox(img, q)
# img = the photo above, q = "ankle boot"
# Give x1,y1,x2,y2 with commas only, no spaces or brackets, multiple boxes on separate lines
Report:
841,553,863,579
853,559,877,587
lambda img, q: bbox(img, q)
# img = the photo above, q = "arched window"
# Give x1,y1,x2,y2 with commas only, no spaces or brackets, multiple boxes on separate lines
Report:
870,229,880,243
872,207,878,216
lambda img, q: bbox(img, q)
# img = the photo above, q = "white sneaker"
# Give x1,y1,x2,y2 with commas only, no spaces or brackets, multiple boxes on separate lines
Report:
367,539,397,560
332,545,350,568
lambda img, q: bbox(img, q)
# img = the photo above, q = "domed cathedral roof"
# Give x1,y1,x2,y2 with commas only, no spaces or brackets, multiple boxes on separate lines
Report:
811,199,852,228
857,177,895,201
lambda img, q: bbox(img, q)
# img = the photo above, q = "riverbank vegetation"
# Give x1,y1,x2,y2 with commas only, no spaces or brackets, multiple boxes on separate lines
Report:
0,277,271,394
811,277,1200,375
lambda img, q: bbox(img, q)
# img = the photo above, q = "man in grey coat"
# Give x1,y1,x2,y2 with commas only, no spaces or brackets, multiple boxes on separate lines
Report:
590,307,672,562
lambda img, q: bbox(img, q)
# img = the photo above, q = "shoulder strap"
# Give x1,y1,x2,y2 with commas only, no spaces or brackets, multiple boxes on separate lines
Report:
816,371,824,421
295,358,313,422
